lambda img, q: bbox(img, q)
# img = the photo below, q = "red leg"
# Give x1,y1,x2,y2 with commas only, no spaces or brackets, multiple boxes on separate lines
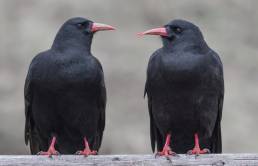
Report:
38,136,59,157
156,134,176,157
187,133,210,155
76,137,97,156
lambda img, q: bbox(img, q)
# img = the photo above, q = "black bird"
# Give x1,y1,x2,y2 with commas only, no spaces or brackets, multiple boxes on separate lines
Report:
24,17,115,156
139,20,224,155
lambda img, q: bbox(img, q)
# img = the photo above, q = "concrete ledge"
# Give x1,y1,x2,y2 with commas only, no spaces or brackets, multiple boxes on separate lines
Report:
0,154,258,165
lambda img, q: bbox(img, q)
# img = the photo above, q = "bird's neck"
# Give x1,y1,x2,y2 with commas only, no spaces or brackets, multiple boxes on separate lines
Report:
162,39,208,53
51,34,93,54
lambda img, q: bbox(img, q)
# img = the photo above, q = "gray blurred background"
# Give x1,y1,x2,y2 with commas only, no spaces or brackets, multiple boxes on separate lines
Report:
0,0,258,154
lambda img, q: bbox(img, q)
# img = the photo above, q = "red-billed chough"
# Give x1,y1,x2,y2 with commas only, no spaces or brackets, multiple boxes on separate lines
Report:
139,19,224,156
24,17,115,156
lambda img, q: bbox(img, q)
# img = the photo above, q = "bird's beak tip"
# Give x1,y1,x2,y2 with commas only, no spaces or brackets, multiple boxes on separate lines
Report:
110,27,116,31
137,32,145,37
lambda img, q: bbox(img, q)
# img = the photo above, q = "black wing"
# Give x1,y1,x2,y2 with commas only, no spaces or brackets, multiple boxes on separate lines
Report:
93,61,106,151
24,62,40,154
210,51,224,153
24,66,32,145
24,53,47,154
144,50,164,152
145,93,164,153
210,94,223,153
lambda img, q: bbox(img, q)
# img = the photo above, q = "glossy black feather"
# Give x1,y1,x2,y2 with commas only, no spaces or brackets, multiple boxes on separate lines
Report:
145,20,224,153
24,17,106,154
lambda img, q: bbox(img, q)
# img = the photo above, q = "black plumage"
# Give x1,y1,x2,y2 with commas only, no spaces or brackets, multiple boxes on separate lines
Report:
24,17,114,155
142,20,224,154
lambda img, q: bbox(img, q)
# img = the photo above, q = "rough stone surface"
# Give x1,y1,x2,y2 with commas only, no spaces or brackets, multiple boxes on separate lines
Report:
0,154,258,166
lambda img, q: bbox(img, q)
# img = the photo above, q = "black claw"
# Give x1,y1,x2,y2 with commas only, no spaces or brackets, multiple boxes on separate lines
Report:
203,148,211,154
195,154,200,158
166,156,172,163
75,151,81,155
187,150,192,155
172,152,179,157
37,151,43,155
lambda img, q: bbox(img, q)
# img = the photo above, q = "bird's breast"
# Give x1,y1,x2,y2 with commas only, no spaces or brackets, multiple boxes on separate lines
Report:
160,54,205,86
32,57,100,92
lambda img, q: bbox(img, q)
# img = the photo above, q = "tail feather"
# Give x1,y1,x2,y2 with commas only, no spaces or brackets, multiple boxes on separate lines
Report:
211,123,222,153
28,129,40,154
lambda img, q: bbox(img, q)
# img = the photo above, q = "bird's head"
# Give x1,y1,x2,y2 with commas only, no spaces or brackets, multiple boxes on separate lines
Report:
52,17,115,52
138,19,206,51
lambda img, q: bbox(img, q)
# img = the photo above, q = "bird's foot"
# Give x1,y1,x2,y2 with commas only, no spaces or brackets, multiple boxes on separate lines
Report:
187,133,210,155
76,149,97,156
156,145,177,157
37,136,59,157
76,137,97,157
187,147,210,155
155,133,177,157
37,148,60,157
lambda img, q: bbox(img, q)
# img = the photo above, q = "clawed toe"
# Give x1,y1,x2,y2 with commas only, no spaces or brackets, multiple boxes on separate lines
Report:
75,137,98,157
37,136,59,157
155,134,178,158
155,147,177,157
202,148,210,154
37,150,60,157
76,150,97,156
187,133,210,155
187,148,210,155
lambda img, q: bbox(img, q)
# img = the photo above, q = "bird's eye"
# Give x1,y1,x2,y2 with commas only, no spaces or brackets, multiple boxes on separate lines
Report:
77,23,86,29
173,27,182,34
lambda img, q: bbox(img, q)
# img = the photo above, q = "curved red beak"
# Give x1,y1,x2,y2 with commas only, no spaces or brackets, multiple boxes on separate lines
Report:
91,23,116,32
137,27,168,37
